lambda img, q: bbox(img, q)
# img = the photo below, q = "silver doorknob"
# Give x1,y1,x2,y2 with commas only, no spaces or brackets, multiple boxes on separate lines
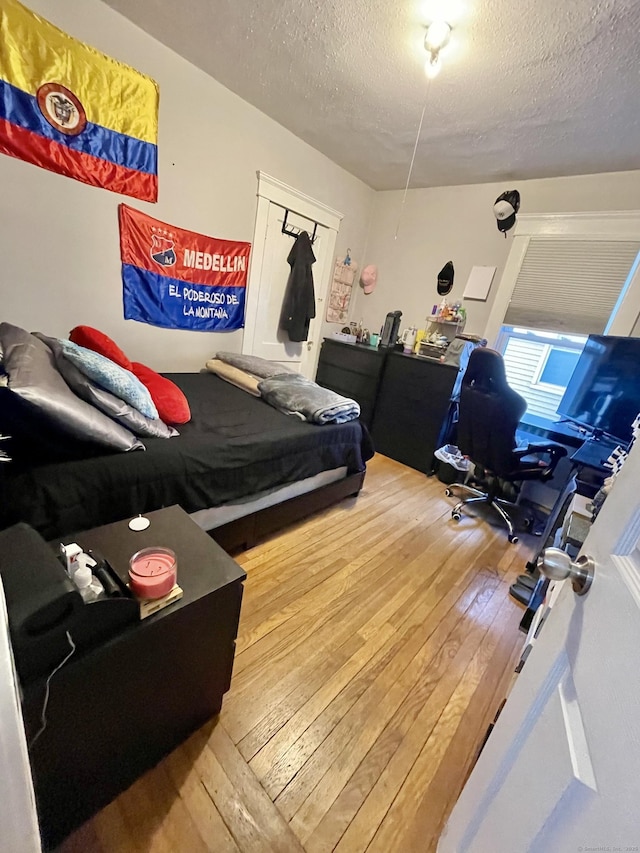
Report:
539,548,595,596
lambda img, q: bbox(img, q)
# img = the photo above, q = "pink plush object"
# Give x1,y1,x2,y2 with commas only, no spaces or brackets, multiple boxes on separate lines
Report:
360,265,378,294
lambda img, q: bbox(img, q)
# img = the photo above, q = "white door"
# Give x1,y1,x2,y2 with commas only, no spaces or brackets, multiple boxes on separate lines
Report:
250,204,330,374
243,173,342,379
439,439,640,852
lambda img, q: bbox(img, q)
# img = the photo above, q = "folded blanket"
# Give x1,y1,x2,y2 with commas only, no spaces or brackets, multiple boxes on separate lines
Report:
205,359,261,397
215,351,295,379
257,373,360,424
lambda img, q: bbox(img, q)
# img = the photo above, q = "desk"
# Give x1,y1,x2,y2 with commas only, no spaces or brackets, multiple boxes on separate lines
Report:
518,438,609,632
531,436,612,561
518,494,593,665
570,435,618,470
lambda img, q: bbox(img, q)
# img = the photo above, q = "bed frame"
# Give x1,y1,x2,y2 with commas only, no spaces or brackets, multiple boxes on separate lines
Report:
209,470,366,553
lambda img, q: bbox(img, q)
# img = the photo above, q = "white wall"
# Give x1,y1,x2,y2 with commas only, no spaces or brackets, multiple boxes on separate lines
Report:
354,170,640,341
0,0,374,371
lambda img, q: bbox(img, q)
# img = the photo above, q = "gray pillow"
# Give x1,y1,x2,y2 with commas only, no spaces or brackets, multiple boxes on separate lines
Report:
215,351,296,378
34,334,178,440
0,323,143,453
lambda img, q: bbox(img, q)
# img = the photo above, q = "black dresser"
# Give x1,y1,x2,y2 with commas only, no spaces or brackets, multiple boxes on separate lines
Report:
371,351,457,473
315,338,457,473
315,337,387,428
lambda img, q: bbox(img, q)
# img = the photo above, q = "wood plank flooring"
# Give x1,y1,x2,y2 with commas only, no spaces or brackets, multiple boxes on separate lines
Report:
57,454,534,853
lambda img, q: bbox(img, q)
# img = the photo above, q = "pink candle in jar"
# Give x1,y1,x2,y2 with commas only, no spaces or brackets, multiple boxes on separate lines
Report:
129,547,177,600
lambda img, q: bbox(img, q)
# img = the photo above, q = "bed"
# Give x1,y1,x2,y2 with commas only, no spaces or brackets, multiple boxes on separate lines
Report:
0,372,373,550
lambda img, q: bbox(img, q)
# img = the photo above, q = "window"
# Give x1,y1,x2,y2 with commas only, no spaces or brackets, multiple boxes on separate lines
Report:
496,326,587,422
503,239,640,335
496,239,638,423
537,348,581,389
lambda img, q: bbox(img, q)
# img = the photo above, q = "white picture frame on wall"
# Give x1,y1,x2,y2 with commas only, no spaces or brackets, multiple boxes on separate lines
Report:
463,266,496,301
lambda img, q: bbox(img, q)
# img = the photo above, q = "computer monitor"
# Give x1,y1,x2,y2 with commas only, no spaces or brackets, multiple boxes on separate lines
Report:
557,335,640,445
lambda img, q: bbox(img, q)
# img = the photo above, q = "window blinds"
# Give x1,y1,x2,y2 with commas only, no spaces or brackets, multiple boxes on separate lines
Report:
504,239,640,334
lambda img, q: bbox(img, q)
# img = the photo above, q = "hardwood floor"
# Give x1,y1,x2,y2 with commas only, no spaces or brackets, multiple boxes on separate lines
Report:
58,454,534,853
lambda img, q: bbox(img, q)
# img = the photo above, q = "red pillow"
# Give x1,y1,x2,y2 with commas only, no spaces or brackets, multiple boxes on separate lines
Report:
69,326,132,371
131,362,191,425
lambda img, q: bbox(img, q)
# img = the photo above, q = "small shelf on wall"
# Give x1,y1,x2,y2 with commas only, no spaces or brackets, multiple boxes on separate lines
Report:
426,316,466,343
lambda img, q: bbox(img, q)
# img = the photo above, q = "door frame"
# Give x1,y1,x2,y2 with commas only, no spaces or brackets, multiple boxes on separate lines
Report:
243,172,343,376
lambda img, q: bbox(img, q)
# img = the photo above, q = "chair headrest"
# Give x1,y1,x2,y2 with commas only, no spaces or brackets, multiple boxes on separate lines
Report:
462,347,510,393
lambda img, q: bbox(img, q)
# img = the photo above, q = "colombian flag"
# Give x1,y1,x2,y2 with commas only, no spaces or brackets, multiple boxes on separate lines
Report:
0,0,158,201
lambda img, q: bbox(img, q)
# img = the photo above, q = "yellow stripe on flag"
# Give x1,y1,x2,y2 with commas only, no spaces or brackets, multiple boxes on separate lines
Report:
0,0,158,144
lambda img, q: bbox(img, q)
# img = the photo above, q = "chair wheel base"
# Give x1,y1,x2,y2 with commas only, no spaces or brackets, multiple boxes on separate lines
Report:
445,488,453,497
508,534,519,544
452,511,461,521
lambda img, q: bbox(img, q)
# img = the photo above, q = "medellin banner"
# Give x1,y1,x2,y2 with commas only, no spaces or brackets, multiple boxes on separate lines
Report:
119,205,251,331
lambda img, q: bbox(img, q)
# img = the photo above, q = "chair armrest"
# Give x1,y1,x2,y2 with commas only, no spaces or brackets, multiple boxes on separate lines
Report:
514,442,567,458
532,443,567,457
514,442,568,476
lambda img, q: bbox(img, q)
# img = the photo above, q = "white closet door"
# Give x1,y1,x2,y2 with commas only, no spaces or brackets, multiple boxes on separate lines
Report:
243,173,342,379
248,203,331,374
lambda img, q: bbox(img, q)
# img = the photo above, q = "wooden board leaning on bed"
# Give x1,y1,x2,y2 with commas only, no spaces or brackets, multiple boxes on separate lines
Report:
0,373,374,545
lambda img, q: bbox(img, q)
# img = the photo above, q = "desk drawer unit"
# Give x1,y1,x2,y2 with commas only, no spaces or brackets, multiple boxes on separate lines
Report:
315,338,386,428
371,353,457,473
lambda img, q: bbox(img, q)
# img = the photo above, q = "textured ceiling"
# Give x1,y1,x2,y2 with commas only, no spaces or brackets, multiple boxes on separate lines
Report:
104,0,640,190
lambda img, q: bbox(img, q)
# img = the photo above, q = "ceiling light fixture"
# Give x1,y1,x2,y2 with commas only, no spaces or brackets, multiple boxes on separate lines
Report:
425,19,451,52
424,19,451,78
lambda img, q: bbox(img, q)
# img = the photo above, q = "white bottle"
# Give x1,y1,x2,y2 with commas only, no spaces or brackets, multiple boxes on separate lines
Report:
75,552,95,576
73,565,103,602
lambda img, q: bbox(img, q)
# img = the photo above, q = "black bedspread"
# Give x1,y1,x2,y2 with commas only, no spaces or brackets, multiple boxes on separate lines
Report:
0,373,373,540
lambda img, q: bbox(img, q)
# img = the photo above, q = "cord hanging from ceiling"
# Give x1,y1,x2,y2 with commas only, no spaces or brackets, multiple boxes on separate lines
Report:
394,18,454,240
394,81,431,241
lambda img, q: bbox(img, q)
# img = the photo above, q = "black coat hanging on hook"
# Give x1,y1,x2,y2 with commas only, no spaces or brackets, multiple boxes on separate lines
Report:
279,231,316,342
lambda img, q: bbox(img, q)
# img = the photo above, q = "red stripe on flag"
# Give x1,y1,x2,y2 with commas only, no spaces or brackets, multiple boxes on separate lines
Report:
119,204,251,287
0,118,157,202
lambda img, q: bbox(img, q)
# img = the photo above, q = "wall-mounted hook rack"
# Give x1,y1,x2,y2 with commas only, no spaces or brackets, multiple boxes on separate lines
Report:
281,209,318,244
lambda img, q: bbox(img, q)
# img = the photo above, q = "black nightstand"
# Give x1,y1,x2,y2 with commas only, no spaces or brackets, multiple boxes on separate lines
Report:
22,505,246,848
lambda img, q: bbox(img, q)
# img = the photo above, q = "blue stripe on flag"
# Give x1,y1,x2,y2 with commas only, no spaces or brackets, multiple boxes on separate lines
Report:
122,264,246,332
0,79,157,175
